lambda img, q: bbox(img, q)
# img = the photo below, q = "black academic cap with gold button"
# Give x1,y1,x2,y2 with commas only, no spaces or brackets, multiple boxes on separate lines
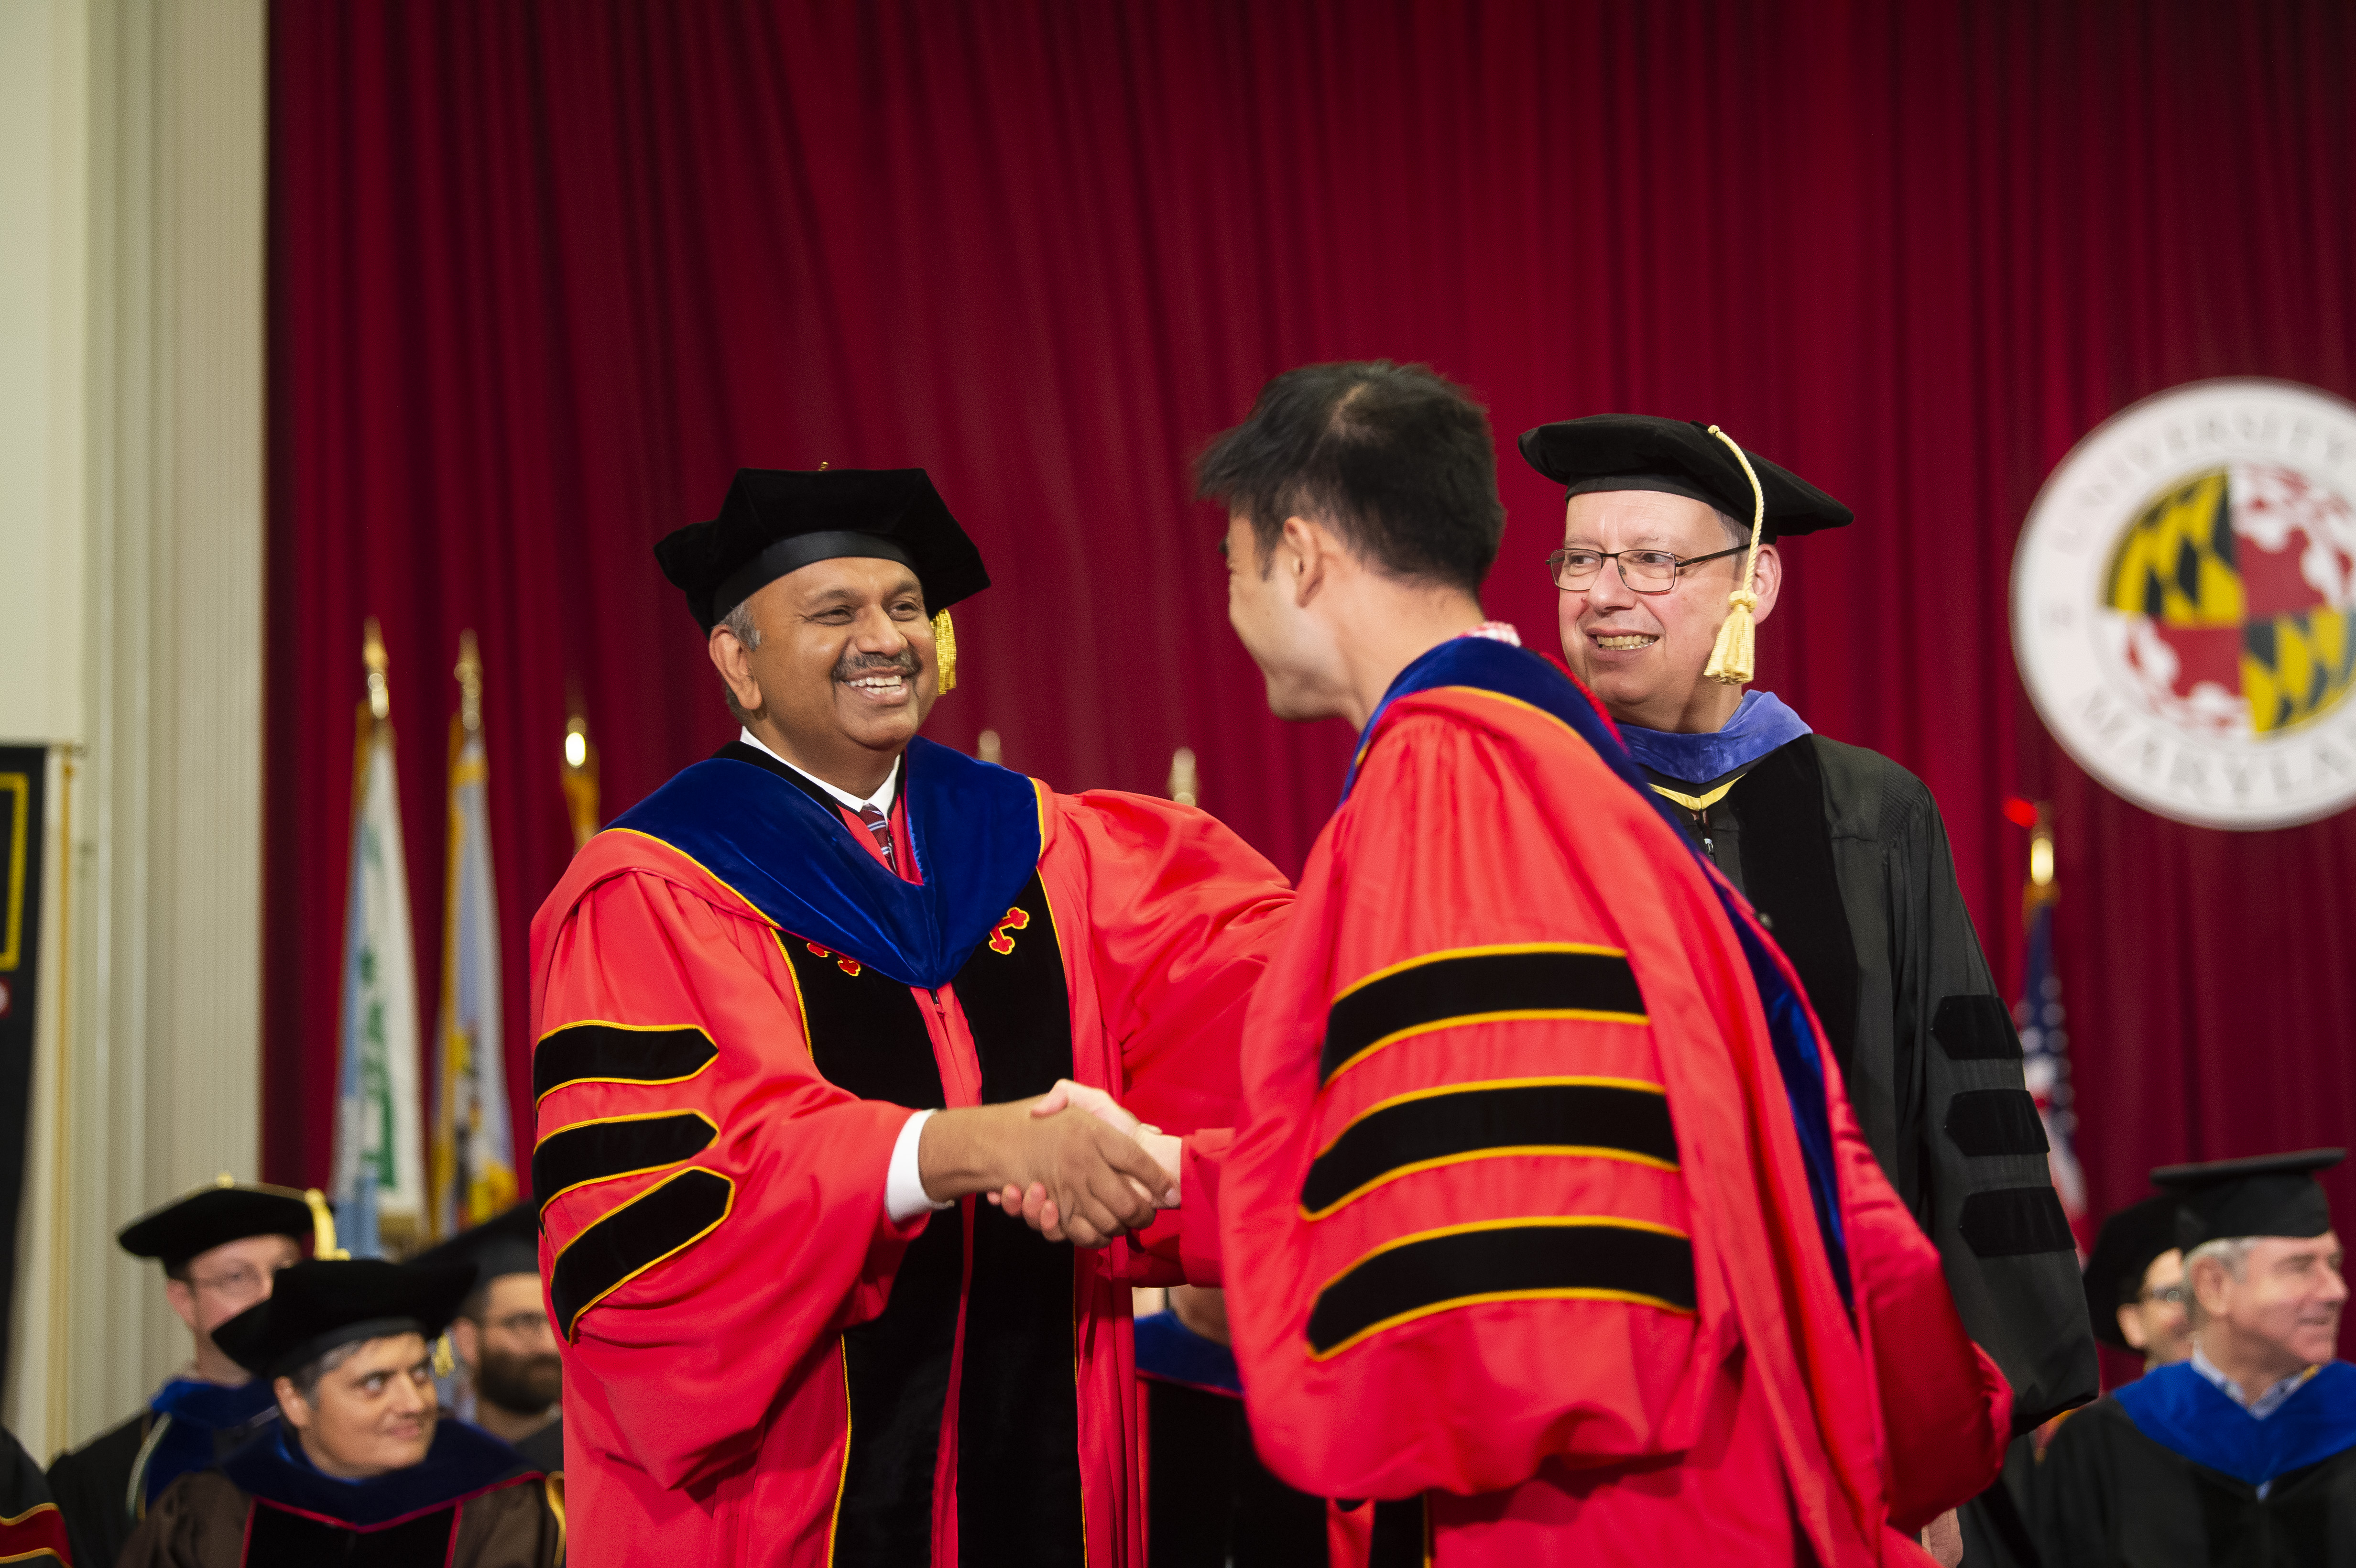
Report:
410,1202,540,1293
118,1176,318,1271
2082,1195,2184,1351
1517,415,1854,541
213,1258,477,1381
2152,1148,2344,1252
655,468,991,632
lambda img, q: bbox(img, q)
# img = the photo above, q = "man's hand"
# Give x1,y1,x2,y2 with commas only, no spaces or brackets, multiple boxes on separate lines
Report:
918,1100,1173,1248
982,1080,1181,1241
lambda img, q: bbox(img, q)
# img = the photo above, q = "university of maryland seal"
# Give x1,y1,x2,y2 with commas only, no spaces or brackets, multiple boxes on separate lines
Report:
2013,379,2356,829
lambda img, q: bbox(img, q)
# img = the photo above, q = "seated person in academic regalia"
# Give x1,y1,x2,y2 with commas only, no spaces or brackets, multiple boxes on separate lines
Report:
2032,1150,2355,1567
413,1205,562,1472
45,1177,318,1568
2087,1193,2196,1375
119,1258,562,1568
3,1423,72,1565
1963,1193,2195,1568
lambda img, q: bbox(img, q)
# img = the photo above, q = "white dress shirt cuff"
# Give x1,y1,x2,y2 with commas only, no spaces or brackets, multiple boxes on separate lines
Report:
885,1109,954,1223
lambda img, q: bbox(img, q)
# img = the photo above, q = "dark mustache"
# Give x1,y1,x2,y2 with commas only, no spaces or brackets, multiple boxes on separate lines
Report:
833,648,919,681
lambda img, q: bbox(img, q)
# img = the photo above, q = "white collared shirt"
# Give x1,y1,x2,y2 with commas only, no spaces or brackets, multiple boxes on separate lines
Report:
2190,1345,2313,1420
735,729,944,1220
737,728,899,816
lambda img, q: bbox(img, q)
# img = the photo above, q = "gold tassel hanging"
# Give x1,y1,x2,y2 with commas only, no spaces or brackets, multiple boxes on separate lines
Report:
1702,425,1768,686
932,610,958,693
432,1333,457,1378
304,1187,351,1260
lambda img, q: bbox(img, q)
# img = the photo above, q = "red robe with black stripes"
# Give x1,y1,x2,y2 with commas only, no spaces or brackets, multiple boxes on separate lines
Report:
1214,671,2012,1566
530,768,1288,1568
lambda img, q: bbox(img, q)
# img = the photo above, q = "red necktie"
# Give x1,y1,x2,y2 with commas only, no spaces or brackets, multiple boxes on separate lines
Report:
857,804,895,871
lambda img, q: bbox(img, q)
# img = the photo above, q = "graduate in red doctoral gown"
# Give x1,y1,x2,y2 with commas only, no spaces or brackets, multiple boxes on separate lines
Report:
1185,364,2012,1567
532,467,1291,1568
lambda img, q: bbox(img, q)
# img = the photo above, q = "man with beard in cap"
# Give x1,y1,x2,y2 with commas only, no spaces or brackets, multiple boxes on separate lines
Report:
414,1205,563,1471
2032,1150,2354,1566
1516,416,2096,1452
120,1257,561,1567
45,1177,320,1568
531,467,1292,1565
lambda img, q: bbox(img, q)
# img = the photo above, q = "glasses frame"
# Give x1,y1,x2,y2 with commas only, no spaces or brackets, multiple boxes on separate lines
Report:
1545,543,1745,595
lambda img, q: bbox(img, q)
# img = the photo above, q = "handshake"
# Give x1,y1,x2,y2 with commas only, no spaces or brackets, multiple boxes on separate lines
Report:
915,1079,1182,1248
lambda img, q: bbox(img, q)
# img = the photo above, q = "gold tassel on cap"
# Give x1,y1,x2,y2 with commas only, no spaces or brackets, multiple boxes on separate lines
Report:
304,1187,351,1260
932,610,958,693
1702,425,1767,686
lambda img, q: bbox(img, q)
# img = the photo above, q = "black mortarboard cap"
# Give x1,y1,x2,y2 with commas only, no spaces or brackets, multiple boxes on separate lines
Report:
212,1258,477,1381
2151,1148,2344,1252
655,468,991,632
1517,415,1855,542
2081,1195,2184,1351
410,1202,540,1292
118,1176,317,1271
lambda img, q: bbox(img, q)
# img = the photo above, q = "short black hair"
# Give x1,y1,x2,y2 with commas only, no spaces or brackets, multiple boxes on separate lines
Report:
1195,361,1505,595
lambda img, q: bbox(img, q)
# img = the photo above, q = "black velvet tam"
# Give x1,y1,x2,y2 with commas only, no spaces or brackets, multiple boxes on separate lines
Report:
2152,1148,2345,1251
213,1259,477,1380
1517,415,1854,541
117,1179,316,1270
656,467,990,630
410,1201,539,1290
2082,1194,2184,1350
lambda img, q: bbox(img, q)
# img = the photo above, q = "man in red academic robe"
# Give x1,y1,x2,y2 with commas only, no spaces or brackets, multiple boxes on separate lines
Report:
530,468,1291,1566
1109,363,2011,1564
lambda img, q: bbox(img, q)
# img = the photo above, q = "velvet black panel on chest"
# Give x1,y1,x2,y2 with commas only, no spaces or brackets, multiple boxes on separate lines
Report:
1729,739,1862,1085
785,929,960,1566
242,1501,456,1567
945,871,1085,1568
780,871,1082,1568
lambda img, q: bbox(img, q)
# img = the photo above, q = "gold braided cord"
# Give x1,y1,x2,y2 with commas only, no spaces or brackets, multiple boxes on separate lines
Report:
1702,425,1767,686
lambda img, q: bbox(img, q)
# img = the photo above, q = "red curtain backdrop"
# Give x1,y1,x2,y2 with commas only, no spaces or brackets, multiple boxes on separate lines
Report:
268,0,2356,1344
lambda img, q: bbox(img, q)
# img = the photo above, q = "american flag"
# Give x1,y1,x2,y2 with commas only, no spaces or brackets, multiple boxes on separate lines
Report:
2006,798,2089,1250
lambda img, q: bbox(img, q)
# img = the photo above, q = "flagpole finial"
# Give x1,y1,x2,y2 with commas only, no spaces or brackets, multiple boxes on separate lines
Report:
1167,746,1199,807
562,679,600,852
363,618,391,721
454,630,483,733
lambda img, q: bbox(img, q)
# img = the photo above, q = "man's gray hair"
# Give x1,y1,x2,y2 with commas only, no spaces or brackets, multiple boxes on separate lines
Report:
286,1337,367,1403
718,601,762,724
2185,1235,2261,1328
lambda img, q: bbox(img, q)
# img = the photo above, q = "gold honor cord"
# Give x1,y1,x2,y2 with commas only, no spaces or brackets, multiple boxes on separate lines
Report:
1702,426,1768,686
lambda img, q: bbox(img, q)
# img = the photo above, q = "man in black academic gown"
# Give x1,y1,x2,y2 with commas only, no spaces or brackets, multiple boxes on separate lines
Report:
1519,416,2096,1443
45,1178,318,1568
120,1258,560,1567
2033,1150,2355,1566
1964,1192,2196,1566
413,1205,563,1471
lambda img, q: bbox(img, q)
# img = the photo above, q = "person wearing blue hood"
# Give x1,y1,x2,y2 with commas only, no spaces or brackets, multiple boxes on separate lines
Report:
44,1177,322,1568
2032,1151,2354,1565
118,1257,560,1567
1517,416,2097,1467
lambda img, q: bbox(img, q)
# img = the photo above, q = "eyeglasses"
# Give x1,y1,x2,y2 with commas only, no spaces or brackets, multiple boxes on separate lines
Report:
2138,1285,2187,1307
1546,544,1745,594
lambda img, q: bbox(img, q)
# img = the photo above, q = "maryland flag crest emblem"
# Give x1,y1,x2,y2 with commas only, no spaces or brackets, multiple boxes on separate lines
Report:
2015,380,2356,830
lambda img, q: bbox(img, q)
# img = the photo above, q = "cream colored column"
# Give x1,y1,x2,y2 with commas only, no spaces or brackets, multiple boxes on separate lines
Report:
0,0,267,1457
